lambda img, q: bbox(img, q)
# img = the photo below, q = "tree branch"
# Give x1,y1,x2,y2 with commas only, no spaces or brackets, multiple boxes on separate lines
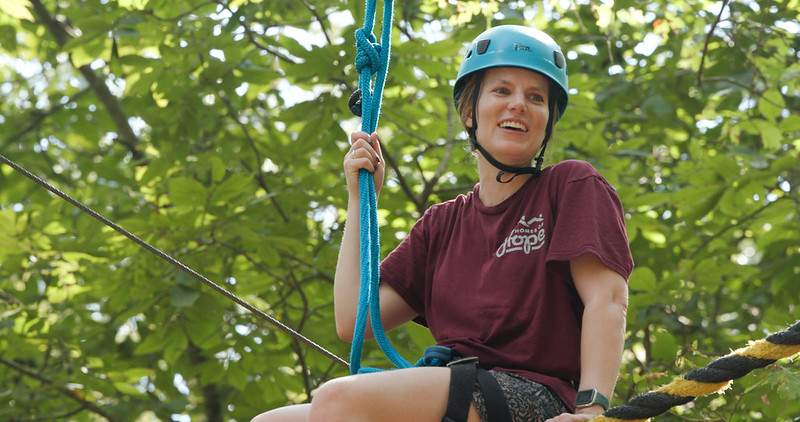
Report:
29,0,144,161
218,93,290,223
0,357,119,422
420,102,457,203
186,342,223,422
379,146,425,214
687,195,786,260
6,88,91,144
236,14,300,64
302,0,333,46
696,0,731,86
701,77,799,116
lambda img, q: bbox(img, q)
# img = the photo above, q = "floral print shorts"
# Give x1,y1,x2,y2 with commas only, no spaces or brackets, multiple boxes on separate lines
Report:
472,370,569,422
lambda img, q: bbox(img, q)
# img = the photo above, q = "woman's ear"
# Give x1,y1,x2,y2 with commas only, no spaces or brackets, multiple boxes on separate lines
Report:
465,108,473,128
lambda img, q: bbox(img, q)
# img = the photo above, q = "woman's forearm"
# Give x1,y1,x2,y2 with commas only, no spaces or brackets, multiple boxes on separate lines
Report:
333,197,364,341
576,300,627,401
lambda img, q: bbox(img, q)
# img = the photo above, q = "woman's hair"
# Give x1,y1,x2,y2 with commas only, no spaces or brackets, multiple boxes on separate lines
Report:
455,71,563,151
455,71,482,129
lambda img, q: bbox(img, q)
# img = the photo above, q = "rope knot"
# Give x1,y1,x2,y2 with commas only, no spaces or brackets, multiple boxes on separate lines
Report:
354,27,382,76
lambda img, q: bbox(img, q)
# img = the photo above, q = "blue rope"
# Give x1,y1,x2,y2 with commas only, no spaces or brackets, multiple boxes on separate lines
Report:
348,0,415,375
348,0,458,376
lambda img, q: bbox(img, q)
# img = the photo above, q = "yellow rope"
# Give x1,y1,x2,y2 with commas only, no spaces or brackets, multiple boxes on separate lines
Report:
734,340,800,360
590,321,800,421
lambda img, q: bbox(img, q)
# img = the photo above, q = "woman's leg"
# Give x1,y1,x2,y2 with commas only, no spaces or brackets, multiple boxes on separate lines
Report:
308,366,480,422
252,366,480,422
251,404,311,422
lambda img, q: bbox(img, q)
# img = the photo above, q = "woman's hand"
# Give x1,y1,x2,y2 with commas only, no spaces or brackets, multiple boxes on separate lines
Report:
545,407,603,422
344,131,384,197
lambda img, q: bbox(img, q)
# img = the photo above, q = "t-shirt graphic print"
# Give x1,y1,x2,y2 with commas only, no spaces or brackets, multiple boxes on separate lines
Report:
496,214,545,257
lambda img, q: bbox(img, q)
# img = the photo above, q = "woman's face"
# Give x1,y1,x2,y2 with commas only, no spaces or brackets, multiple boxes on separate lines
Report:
466,66,550,167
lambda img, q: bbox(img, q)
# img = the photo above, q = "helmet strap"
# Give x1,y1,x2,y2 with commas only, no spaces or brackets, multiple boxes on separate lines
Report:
468,74,554,184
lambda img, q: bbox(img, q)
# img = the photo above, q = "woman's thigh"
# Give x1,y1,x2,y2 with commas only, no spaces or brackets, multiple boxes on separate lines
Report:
251,404,311,422
308,366,481,422
472,371,568,422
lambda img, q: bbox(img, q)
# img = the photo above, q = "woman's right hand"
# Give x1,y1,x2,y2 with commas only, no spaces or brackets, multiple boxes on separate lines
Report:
344,131,385,197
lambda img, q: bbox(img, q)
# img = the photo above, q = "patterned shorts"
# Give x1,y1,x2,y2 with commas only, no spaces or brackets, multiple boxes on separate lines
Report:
472,371,568,422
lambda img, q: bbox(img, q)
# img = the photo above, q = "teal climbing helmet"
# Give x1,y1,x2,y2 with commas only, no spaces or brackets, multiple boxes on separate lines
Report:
454,25,569,119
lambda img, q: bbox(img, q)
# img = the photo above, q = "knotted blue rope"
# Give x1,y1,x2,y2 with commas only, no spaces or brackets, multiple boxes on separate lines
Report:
348,0,457,376
348,0,413,375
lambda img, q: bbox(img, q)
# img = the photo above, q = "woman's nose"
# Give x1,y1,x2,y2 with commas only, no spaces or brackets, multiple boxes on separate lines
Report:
508,92,526,112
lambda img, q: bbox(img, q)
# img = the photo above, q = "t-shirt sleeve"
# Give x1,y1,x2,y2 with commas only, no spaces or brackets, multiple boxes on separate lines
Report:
380,208,434,326
546,161,634,280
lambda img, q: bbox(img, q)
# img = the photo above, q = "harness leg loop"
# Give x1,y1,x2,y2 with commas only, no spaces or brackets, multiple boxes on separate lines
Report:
442,357,512,422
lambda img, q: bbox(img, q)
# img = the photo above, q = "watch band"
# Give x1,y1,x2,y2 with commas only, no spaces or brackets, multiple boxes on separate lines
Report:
574,389,610,410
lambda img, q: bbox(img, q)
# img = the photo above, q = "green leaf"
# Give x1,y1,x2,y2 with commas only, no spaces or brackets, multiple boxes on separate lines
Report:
680,186,726,223
751,119,784,150
169,177,208,208
163,329,189,365
651,330,678,364
170,284,201,308
135,331,168,356
767,365,800,401
629,267,657,293
0,0,33,21
758,90,785,122
210,173,251,204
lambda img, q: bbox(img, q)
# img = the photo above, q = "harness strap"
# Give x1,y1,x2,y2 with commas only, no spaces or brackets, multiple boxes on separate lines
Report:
475,367,512,422
443,358,478,422
443,357,513,422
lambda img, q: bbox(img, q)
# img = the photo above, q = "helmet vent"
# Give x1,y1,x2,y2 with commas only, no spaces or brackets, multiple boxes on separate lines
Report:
477,39,490,54
553,50,565,68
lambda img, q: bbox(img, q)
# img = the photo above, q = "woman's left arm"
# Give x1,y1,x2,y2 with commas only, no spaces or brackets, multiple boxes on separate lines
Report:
547,252,629,421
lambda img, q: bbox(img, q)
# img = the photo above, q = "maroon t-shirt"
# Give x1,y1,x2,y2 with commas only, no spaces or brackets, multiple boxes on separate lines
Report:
380,160,634,410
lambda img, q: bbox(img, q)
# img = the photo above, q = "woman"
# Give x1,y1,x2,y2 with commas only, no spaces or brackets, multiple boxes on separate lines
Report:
253,25,632,422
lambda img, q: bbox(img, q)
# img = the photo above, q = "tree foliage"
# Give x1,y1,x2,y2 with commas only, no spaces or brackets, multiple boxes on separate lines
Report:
1,0,798,420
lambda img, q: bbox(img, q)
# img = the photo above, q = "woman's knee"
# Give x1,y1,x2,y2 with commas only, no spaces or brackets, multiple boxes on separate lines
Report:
308,377,364,421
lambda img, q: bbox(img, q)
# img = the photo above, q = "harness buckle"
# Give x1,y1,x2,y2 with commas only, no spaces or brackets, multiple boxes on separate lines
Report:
446,356,479,367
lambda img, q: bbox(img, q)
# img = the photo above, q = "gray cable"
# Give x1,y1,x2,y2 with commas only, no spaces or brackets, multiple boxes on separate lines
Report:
0,153,349,369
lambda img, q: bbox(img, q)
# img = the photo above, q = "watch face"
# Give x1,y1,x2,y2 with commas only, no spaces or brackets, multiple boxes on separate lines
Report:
575,389,595,404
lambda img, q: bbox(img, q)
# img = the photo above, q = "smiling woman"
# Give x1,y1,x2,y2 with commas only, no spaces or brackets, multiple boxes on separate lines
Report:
252,24,633,422
468,67,551,170
3,0,795,420
454,26,568,185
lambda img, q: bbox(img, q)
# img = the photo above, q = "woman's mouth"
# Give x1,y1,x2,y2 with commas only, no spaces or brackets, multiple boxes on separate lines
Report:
498,120,528,132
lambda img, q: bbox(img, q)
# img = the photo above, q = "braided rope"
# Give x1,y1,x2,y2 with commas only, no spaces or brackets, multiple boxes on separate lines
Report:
592,320,800,421
348,0,410,375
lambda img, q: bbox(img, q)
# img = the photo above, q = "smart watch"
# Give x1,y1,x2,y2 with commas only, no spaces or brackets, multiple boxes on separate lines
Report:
574,389,610,410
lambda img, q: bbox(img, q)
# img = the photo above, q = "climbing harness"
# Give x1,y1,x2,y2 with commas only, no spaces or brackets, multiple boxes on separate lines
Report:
0,153,349,370
591,319,800,421
445,356,513,422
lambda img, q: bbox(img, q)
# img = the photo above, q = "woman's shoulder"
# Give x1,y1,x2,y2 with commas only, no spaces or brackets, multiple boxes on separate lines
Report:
425,189,473,217
541,159,609,185
545,159,601,176
542,160,613,195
